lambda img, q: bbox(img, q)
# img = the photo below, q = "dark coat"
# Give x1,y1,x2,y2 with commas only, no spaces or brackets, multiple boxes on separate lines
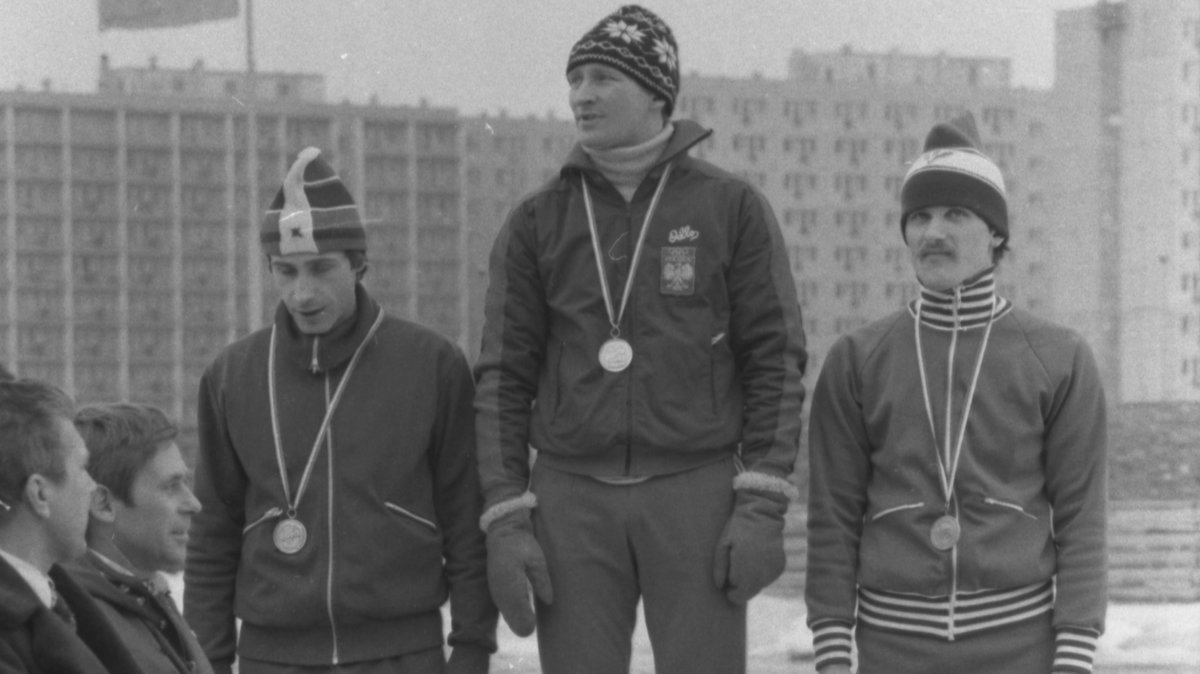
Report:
63,552,213,674
0,554,109,674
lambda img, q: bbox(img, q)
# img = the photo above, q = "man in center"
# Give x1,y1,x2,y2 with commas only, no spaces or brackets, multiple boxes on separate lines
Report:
474,5,807,673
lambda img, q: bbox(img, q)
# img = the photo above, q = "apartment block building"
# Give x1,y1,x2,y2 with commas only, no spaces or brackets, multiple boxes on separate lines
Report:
6,0,1195,457
0,84,470,438
674,51,1051,383
1050,0,1200,402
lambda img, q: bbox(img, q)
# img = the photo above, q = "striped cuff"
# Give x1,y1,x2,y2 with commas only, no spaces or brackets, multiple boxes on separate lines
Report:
1052,627,1100,673
478,492,537,532
811,619,853,671
732,471,800,501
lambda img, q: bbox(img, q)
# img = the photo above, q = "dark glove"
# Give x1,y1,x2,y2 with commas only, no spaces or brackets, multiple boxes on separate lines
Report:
712,488,789,604
444,644,490,674
485,508,553,637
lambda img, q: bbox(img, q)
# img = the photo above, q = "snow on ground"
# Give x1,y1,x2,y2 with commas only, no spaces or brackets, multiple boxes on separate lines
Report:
490,597,1200,673
167,575,1198,672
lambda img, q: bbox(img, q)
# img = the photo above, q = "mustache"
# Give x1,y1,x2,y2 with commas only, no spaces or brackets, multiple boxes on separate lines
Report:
919,244,955,256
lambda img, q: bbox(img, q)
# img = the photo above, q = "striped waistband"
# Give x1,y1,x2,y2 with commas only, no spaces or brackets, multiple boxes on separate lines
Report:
858,580,1054,640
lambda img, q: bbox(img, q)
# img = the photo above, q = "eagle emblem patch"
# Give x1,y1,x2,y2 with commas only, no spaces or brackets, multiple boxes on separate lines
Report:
660,246,696,296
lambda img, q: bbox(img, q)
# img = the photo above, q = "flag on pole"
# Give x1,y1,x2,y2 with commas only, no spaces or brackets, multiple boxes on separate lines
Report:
99,0,238,31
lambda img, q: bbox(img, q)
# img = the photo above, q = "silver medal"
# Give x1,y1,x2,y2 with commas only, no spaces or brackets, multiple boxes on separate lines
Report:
930,515,961,551
273,518,308,554
598,338,633,372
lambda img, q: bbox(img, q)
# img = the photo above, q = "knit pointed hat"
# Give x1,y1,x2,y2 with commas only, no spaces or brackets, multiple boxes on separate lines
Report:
900,112,1008,242
567,5,680,116
260,147,366,256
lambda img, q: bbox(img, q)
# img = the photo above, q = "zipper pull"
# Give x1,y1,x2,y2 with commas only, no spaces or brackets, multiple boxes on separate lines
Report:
310,337,320,373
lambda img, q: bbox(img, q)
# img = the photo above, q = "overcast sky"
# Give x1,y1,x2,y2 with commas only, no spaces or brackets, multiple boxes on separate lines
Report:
3,0,1094,118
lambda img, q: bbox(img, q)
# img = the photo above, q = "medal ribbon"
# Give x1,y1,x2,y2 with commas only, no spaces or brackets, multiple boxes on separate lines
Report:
267,309,385,518
581,163,674,338
914,291,996,508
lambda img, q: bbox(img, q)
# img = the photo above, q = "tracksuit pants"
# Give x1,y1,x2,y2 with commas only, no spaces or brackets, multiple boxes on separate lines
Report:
530,457,745,674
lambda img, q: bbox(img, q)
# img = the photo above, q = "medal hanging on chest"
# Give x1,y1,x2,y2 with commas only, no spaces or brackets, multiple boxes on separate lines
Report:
265,313,384,555
581,164,674,374
929,514,961,551
598,337,634,373
914,295,996,553
273,516,308,554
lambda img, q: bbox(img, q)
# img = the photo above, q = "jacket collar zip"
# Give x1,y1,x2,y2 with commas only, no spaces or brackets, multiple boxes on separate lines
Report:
275,284,380,375
909,269,1009,331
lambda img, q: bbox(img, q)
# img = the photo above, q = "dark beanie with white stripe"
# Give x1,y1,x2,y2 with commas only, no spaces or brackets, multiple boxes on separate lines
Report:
900,112,1008,243
261,147,366,255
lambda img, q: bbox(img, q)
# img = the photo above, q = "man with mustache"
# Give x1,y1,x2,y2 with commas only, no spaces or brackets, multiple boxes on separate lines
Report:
805,113,1108,674
474,5,807,673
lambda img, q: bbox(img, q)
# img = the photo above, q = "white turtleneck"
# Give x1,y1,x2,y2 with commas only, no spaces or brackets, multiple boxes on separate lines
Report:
582,123,674,202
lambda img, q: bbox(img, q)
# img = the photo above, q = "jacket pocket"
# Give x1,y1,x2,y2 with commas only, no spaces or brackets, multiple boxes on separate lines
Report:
870,501,924,521
384,502,439,533
982,497,1039,520
242,507,283,535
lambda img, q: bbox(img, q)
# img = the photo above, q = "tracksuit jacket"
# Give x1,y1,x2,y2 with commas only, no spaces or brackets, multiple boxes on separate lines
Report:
806,273,1107,673
185,285,496,670
474,119,807,507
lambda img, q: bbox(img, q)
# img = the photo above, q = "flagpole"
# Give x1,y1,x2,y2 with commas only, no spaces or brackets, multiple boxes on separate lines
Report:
244,0,263,329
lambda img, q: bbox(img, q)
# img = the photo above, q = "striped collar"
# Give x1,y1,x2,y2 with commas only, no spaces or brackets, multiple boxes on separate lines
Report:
908,269,1011,331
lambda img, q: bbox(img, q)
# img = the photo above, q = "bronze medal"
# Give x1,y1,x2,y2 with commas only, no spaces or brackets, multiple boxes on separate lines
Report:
598,338,633,373
273,518,307,554
930,515,961,551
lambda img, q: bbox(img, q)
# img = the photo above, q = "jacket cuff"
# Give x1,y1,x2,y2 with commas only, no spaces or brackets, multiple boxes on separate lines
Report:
811,619,853,671
733,471,799,501
1052,626,1100,673
479,492,537,532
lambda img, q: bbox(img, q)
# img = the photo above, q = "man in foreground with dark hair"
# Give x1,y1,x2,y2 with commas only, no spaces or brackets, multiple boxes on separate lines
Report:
65,402,211,674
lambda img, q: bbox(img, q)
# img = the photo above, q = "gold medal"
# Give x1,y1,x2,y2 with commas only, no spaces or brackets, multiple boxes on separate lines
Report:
273,518,308,554
930,515,961,551
598,338,633,372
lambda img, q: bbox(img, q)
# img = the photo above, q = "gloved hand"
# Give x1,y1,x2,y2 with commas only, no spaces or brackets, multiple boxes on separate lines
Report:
712,487,789,604
485,508,553,637
444,644,490,674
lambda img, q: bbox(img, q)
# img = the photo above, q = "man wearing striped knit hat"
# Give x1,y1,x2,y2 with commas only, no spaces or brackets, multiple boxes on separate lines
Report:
805,112,1108,674
185,148,496,673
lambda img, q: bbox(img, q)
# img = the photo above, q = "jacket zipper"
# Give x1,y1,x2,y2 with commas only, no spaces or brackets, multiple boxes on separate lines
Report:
310,336,320,373
323,374,340,663
948,544,959,641
623,197,635,476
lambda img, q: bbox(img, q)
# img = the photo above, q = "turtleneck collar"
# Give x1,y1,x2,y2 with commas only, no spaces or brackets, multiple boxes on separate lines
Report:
274,283,381,373
582,122,674,201
908,268,1011,330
